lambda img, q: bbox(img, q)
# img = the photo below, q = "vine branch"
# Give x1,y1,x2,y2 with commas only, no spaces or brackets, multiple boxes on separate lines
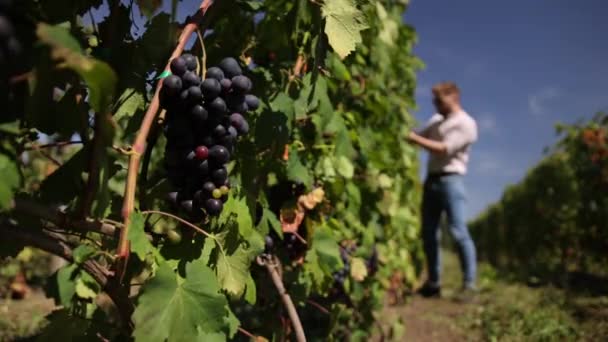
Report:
0,223,134,327
258,255,307,342
117,0,216,277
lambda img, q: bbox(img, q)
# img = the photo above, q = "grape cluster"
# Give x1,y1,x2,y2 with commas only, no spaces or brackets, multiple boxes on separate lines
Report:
161,55,257,218
333,246,353,285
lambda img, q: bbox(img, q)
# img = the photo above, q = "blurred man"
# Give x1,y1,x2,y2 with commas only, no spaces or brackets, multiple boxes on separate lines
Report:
407,82,478,300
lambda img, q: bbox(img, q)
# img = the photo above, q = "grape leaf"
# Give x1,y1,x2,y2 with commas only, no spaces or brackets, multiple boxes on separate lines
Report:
72,245,96,264
376,3,399,46
244,274,257,304
132,259,230,342
286,148,313,189
0,154,20,210
311,227,342,274
321,0,368,59
334,155,354,179
350,257,368,282
207,235,262,297
256,207,282,238
39,147,87,203
128,212,154,261
136,0,162,18
37,24,117,113
48,264,78,307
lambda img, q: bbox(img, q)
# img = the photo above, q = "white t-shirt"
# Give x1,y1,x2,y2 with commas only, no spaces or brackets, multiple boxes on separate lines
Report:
417,111,478,175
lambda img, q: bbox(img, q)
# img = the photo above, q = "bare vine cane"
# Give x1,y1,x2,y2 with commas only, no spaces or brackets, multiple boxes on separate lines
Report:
115,0,216,281
257,254,307,342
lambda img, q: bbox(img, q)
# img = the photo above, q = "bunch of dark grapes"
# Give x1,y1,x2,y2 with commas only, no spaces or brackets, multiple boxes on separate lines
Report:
332,246,353,285
161,55,258,219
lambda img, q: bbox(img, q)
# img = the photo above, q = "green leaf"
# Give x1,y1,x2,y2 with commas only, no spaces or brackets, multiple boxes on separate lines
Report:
334,155,354,179
39,147,87,203
132,259,230,342
50,264,78,307
256,207,282,238
128,212,154,261
350,257,368,282
376,3,399,46
218,194,258,241
136,0,162,18
254,111,289,151
0,154,20,210
269,92,295,126
37,23,117,113
207,233,262,297
321,0,368,59
72,245,96,264
311,227,342,274
244,274,257,304
286,148,313,189
75,278,97,299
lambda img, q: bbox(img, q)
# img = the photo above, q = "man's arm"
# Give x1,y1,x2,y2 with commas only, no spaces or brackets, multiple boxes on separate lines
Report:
407,131,448,155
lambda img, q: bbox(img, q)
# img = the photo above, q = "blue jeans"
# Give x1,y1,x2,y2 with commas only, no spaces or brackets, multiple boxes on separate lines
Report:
422,174,477,288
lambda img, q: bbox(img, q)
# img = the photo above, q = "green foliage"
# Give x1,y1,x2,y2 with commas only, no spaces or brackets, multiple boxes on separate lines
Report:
1,0,422,340
470,113,608,279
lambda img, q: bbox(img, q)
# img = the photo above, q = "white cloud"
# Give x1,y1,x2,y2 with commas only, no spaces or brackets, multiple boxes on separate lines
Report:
528,87,560,115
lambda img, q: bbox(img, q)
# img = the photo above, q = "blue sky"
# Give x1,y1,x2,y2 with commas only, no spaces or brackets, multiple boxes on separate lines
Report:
404,0,608,219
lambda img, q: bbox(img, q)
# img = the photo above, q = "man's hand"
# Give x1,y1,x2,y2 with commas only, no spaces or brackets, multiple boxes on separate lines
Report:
406,131,448,155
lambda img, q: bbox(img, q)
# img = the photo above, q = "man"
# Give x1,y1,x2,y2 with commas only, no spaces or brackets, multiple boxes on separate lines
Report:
407,81,478,299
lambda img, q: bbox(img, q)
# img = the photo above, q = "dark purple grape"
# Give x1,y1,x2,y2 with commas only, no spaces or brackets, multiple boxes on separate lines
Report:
209,145,230,164
205,198,223,216
182,54,198,71
237,119,249,135
213,124,227,137
227,96,248,113
162,75,182,96
206,67,224,81
166,192,179,205
245,94,260,110
185,150,196,163
211,167,228,186
182,71,201,87
228,126,238,139
218,57,242,78
231,75,252,93
201,78,221,100
187,86,203,103
220,78,232,93
230,113,245,127
207,97,227,115
200,135,216,147
181,200,194,213
170,57,188,76
191,105,208,124
197,160,209,176
202,181,216,196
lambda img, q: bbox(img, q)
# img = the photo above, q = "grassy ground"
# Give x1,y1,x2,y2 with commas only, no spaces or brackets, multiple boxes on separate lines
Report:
0,290,54,342
389,249,608,341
